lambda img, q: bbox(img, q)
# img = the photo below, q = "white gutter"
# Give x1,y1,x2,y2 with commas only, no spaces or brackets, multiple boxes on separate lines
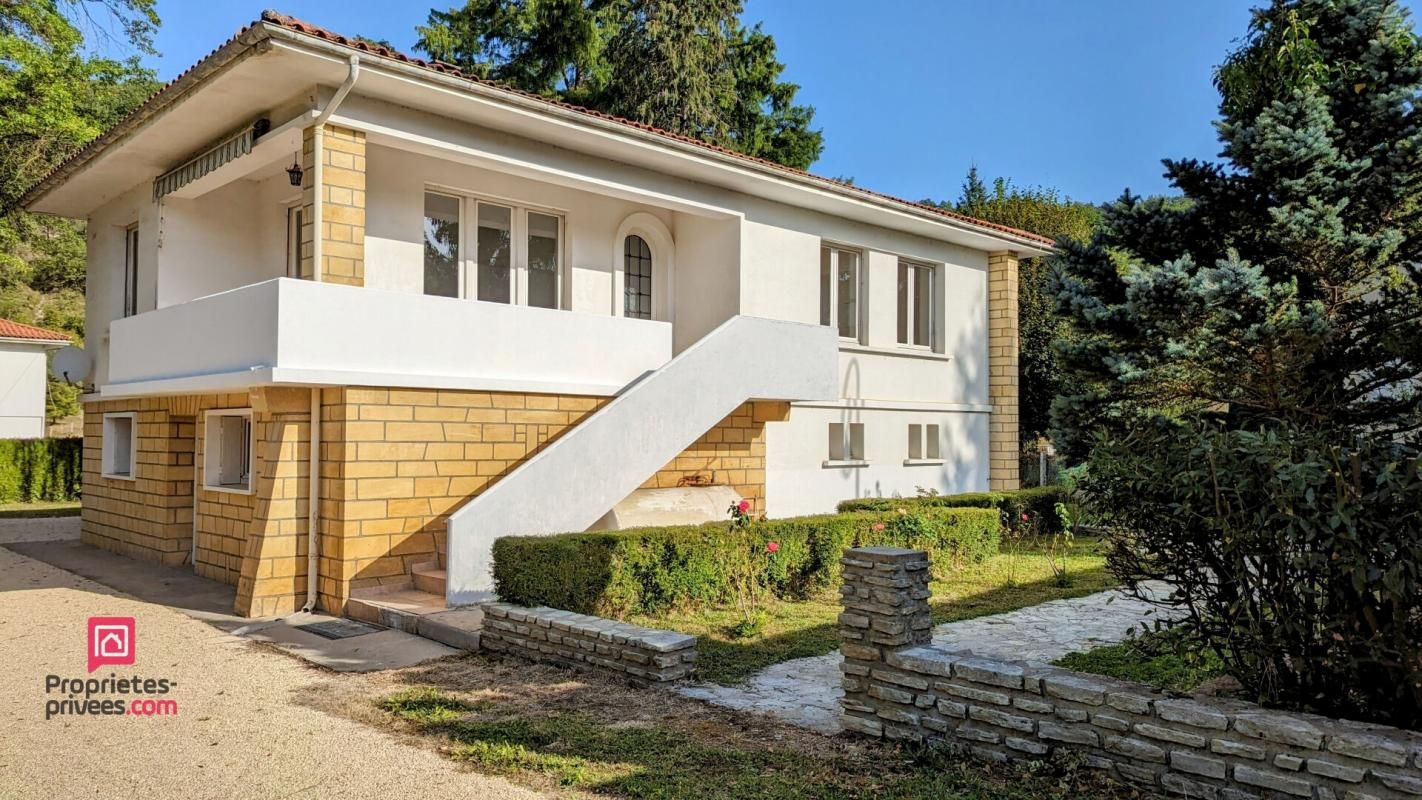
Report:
301,386,321,612
299,55,357,612
308,54,360,284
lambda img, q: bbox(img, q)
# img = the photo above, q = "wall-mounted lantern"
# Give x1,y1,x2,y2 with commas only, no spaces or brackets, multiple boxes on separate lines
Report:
286,152,304,187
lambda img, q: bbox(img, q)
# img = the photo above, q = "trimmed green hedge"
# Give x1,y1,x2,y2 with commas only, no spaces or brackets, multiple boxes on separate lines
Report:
492,506,1000,617
0,438,82,503
836,486,1066,534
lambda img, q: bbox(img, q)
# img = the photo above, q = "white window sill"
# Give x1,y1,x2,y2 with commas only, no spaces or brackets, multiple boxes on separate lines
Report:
101,471,136,482
838,343,950,362
203,483,253,496
822,459,870,469
903,459,946,467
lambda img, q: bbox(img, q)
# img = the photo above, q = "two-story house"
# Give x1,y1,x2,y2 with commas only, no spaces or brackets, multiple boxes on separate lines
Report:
19,12,1050,618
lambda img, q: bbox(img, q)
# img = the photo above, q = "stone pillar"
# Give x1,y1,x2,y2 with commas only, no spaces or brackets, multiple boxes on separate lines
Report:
987,251,1020,491
301,124,366,287
234,388,312,617
839,546,932,738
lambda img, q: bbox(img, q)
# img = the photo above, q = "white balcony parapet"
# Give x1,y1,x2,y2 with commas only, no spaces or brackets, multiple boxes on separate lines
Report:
445,315,840,605
104,278,672,397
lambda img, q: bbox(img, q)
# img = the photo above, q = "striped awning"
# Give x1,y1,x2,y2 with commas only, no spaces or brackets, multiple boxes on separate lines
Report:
152,124,258,200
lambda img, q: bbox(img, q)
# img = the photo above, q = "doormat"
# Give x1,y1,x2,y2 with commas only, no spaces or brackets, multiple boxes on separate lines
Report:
296,619,383,640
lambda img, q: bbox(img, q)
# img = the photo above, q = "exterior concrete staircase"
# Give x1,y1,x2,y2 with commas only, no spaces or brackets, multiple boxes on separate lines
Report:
445,315,840,605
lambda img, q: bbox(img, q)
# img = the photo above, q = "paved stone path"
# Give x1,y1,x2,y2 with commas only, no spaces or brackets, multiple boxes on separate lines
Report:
675,582,1174,734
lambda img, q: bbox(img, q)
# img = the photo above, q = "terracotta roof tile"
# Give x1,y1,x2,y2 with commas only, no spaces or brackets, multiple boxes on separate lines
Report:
24,10,1055,250
0,319,71,342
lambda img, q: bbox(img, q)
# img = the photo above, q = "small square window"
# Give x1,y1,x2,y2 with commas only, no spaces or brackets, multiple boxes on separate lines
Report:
101,413,137,479
906,423,944,464
827,422,866,465
204,410,253,493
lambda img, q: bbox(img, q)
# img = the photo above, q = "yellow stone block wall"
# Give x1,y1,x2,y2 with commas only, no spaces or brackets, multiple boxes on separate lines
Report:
84,386,787,617
82,399,198,566
641,401,787,516
316,386,607,611
988,251,1021,491
83,391,314,617
300,124,366,286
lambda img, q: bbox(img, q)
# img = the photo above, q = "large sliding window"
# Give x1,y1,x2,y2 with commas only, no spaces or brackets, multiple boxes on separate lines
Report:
423,191,563,307
896,260,935,348
423,192,461,297
819,245,860,340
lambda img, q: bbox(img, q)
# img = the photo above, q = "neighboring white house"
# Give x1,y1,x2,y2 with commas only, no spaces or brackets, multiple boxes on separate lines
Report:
18,12,1051,617
0,319,70,439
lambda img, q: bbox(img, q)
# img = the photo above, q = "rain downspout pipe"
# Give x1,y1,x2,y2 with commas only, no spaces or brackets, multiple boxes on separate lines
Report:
301,55,358,614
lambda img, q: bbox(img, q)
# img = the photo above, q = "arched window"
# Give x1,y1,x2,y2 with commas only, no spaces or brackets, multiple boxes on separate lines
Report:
623,234,653,319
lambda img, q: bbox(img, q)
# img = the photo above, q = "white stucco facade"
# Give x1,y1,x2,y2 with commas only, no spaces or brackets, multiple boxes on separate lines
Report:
0,339,65,439
31,14,1049,525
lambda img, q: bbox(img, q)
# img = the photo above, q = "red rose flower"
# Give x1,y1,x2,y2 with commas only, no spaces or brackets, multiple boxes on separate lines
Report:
766,541,779,554
737,499,751,514
1021,512,1030,522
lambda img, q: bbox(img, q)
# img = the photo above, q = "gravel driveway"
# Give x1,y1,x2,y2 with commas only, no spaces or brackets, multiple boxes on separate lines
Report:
0,541,543,800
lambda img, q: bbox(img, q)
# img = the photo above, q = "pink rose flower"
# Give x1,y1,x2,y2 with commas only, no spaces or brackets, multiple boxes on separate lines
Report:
1021,512,1030,522
737,499,751,514
871,522,887,533
766,541,779,554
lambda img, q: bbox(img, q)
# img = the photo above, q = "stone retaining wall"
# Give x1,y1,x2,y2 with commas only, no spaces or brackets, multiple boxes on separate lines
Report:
480,602,697,683
839,546,1422,800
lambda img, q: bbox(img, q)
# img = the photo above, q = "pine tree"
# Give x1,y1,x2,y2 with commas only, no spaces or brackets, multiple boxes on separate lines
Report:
1050,0,1422,723
416,0,823,169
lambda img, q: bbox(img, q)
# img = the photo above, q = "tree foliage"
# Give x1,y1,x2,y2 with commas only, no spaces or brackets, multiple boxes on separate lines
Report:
415,0,823,169
0,0,160,421
928,169,1099,447
1050,0,1422,724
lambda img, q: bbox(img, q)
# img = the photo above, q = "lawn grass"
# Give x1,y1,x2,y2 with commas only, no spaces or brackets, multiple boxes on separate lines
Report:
0,500,81,519
376,680,1139,800
631,536,1117,685
1053,630,1227,694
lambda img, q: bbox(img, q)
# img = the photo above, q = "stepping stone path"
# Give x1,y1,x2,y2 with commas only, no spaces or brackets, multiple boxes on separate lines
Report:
674,582,1176,734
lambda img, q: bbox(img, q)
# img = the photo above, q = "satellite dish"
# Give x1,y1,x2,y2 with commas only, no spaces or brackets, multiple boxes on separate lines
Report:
51,346,91,385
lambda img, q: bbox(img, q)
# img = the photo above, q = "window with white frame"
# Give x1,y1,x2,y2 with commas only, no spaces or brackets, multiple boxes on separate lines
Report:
101,413,137,479
907,423,942,462
122,224,139,317
897,260,936,348
286,203,310,279
820,245,861,340
422,190,564,308
204,410,253,492
827,422,866,463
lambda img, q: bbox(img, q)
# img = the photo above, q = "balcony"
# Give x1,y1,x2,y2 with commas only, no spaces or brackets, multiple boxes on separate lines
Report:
103,278,673,397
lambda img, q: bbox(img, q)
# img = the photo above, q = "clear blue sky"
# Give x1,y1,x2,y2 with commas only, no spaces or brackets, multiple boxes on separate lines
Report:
132,1,1324,205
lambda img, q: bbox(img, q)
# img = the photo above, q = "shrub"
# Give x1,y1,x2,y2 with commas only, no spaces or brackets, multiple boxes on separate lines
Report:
0,438,81,503
1087,423,1422,726
837,486,1066,534
492,507,999,617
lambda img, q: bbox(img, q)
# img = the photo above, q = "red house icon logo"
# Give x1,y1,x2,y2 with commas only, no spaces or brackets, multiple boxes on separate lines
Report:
87,617,135,673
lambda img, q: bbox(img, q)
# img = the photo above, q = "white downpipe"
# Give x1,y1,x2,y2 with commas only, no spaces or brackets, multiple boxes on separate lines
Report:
308,55,360,285
301,387,321,612
295,56,357,612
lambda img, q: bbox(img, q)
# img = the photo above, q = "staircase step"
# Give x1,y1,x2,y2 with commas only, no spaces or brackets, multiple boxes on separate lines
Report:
416,607,483,651
346,588,445,634
412,565,447,597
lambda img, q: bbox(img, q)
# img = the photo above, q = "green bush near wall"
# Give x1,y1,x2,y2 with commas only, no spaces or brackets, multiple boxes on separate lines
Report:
0,438,82,503
492,507,999,617
836,486,1067,534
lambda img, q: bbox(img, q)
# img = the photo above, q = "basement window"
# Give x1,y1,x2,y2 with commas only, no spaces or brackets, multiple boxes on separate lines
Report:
906,424,943,465
101,412,137,480
204,410,253,493
825,422,867,467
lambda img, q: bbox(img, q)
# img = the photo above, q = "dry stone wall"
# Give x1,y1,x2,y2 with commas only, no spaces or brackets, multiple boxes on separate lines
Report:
839,546,1422,800
480,602,697,684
